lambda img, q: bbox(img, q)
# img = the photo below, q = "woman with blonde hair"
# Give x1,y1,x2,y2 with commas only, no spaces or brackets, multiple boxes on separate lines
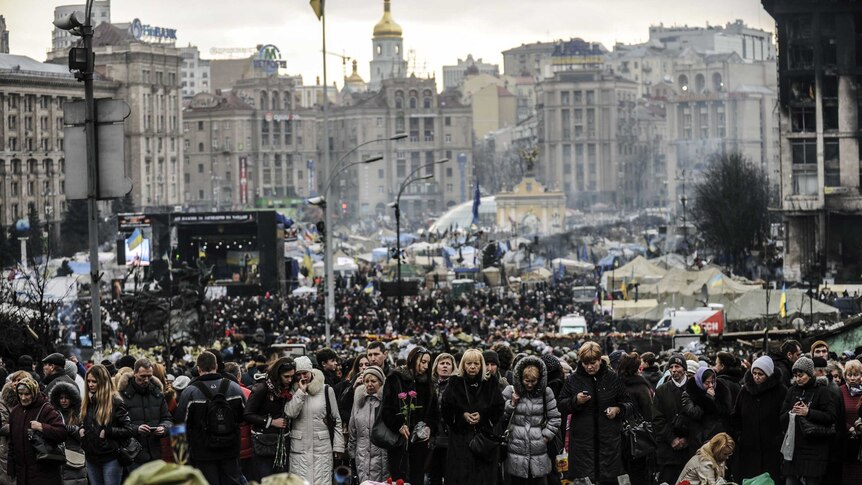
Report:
676,432,735,485
80,364,133,485
441,348,505,485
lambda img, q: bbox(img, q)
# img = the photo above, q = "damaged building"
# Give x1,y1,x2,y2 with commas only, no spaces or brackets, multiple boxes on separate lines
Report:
764,0,862,282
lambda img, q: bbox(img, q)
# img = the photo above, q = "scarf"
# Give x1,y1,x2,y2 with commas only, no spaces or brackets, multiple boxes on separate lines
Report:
849,384,862,397
672,375,687,388
266,376,292,401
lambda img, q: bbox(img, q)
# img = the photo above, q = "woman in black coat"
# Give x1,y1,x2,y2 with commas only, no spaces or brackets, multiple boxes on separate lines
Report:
380,347,437,485
243,357,295,481
731,356,786,483
79,364,133,485
780,357,836,484
679,367,732,450
7,377,67,485
558,342,631,485
617,353,654,485
441,348,505,485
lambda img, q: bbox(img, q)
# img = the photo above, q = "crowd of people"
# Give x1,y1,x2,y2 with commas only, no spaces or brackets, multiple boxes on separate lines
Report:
1,336,862,485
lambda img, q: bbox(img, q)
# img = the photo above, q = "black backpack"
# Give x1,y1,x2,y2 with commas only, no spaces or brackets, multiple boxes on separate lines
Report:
193,379,236,448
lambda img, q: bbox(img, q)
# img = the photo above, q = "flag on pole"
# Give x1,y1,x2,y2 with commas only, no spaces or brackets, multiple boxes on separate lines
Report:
471,178,481,226
779,283,787,318
363,282,374,295
309,0,324,20
126,228,143,251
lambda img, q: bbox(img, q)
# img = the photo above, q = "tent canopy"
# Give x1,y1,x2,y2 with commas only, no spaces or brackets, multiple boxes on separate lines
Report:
602,255,667,289
731,289,840,321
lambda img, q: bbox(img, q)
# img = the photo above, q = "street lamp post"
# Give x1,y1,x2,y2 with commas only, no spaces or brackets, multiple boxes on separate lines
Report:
316,134,401,346
392,158,450,330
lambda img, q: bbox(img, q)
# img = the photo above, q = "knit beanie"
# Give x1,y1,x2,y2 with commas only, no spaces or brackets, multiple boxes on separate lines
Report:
540,354,562,376
810,340,828,354
294,356,313,373
667,353,686,370
482,350,500,366
361,366,385,385
792,356,815,379
751,356,775,377
687,360,700,375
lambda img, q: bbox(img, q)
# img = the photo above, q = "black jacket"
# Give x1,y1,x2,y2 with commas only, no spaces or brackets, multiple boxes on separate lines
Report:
558,361,631,482
768,352,794,388
621,374,654,421
118,373,173,463
652,379,695,467
440,373,505,485
780,376,836,478
243,378,290,434
641,365,661,390
679,374,732,450
380,367,438,435
716,367,744,407
80,396,134,464
732,370,786,482
42,373,75,399
175,373,246,461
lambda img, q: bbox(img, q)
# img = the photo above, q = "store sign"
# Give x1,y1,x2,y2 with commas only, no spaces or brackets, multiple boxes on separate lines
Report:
252,44,287,74
173,213,254,224
130,18,177,42
239,157,249,205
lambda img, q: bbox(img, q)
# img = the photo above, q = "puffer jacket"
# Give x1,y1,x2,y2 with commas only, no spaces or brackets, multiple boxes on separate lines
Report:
117,372,173,464
502,356,561,479
0,382,18,485
80,396,134,464
285,369,345,485
348,385,388,483
48,382,87,485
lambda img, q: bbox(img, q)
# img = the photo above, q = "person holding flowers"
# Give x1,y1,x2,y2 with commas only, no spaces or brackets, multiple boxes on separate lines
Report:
380,346,437,485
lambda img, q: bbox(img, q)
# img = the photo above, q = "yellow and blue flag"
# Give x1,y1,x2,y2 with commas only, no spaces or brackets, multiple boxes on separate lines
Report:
127,228,143,251
779,283,787,318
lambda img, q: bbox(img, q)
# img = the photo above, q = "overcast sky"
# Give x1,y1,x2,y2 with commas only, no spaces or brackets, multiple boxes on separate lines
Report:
3,0,775,88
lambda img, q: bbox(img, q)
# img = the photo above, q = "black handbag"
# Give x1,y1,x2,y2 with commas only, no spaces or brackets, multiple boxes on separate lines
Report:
371,405,405,449
798,416,836,438
251,430,281,457
29,403,66,464
623,414,657,460
29,430,66,464
118,437,142,466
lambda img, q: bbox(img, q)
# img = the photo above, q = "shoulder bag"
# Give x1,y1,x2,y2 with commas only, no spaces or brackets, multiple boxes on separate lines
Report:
798,416,836,438
465,379,502,461
118,436,143,466
29,403,66,465
371,379,406,450
622,411,657,460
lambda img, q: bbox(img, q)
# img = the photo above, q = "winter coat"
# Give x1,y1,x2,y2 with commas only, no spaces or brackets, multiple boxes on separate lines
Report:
237,383,252,461
0,383,16,485
780,376,836,478
558,360,631,482
48,383,86,485
80,395,133,465
117,373,173,464
768,352,793,388
174,373,246,462
501,356,561,479
679,376,732,450
652,378,695,467
7,393,67,485
621,374,654,420
731,369,785,482
244,378,291,435
441,373,505,485
379,366,438,483
348,385,388,483
284,368,345,485
716,368,743,407
335,375,361,428
840,384,862,484
41,374,75,403
641,365,661,390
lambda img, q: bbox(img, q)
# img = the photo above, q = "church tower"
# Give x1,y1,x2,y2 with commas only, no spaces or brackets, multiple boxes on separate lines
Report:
369,0,407,91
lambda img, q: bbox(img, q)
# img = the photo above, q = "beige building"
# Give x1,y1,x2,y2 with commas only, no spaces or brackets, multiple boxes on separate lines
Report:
0,54,118,232
537,70,640,208
460,73,517,139
664,50,779,212
495,175,566,235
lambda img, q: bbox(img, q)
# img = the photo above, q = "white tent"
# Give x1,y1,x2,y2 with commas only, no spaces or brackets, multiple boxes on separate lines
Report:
602,255,667,290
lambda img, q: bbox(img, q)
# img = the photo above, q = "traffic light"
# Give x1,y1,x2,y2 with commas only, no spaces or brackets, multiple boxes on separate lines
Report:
341,202,348,215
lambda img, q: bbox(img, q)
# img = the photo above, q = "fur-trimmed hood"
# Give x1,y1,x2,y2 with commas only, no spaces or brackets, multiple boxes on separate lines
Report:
117,371,164,399
512,355,547,395
48,380,82,412
1,381,18,409
292,368,326,396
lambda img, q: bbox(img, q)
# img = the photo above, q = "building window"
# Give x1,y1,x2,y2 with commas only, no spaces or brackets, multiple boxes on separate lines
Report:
198,163,204,173
561,91,570,105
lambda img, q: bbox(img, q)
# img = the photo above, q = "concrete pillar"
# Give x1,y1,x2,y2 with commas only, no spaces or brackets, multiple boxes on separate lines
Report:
838,75,859,188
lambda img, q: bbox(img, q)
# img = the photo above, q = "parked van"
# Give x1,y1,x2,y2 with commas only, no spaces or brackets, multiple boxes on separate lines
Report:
651,304,725,335
558,314,589,335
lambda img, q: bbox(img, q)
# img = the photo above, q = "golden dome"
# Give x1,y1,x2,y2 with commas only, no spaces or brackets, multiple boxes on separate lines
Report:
373,0,402,38
346,60,365,84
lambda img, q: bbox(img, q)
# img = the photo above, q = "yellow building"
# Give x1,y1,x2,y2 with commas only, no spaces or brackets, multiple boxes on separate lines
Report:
461,73,517,139
495,176,566,235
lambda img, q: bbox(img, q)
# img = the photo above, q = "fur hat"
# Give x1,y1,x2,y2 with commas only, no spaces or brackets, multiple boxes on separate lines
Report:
295,356,313,373
361,366,385,385
792,356,815,379
751,356,774,377
42,353,65,367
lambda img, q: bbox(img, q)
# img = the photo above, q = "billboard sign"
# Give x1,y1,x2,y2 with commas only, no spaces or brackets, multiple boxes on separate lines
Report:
130,18,177,43
252,44,287,74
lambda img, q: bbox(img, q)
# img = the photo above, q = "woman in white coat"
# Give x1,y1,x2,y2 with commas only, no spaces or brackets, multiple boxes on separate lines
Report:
284,356,345,485
348,366,388,483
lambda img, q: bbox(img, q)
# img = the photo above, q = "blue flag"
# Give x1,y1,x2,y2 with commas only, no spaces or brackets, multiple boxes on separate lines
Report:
471,179,481,226
126,228,143,251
